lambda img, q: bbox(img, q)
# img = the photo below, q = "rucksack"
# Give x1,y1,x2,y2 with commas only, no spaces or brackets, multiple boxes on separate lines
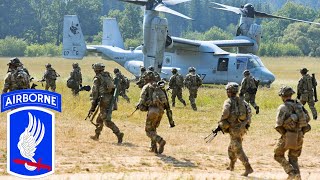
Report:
231,97,251,122
152,84,168,106
175,74,184,87
47,69,57,80
67,77,76,88
97,72,114,93
13,68,30,89
123,77,130,89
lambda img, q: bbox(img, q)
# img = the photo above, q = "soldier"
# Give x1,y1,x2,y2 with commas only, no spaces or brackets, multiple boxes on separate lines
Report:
114,68,130,103
297,68,317,120
68,63,82,96
240,70,260,114
148,66,161,82
167,68,186,107
137,71,167,154
217,82,253,176
136,66,147,88
2,57,30,93
275,86,311,179
42,63,59,92
184,67,202,111
89,63,124,143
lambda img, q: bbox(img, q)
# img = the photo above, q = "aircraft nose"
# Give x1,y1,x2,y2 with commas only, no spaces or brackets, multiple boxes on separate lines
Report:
261,69,275,85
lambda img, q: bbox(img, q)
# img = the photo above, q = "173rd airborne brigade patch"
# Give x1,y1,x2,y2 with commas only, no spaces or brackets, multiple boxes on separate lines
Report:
1,89,61,178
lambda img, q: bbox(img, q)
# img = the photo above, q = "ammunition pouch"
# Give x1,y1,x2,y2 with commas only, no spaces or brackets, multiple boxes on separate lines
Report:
283,114,298,131
284,131,299,149
218,119,230,133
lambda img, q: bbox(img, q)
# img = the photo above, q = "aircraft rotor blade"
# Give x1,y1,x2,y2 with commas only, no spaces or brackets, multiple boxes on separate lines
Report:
163,0,191,6
118,0,147,6
210,2,242,15
154,4,193,20
255,11,320,26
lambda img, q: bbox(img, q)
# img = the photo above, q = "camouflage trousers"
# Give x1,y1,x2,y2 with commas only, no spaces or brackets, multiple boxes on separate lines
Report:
94,95,121,136
45,79,56,92
71,82,80,96
228,127,250,167
274,131,304,175
188,88,198,108
300,92,317,119
171,88,186,105
145,106,164,147
244,92,258,108
119,89,130,103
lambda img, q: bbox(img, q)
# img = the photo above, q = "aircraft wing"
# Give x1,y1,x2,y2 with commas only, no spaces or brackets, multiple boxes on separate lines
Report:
209,39,254,48
171,37,201,49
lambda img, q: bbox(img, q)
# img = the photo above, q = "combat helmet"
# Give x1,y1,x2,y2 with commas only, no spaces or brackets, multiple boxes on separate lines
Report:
92,63,105,71
45,63,52,68
243,70,250,76
188,67,196,72
148,66,155,71
171,68,177,74
225,82,239,94
144,71,155,81
72,62,79,68
114,68,120,74
300,68,308,74
8,57,22,66
278,86,295,97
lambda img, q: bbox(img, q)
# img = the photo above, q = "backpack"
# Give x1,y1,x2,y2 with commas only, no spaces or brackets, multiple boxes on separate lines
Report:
67,77,76,88
123,77,130,89
47,69,57,80
152,84,168,106
97,72,114,93
230,97,251,122
175,74,184,87
283,101,310,131
13,68,30,89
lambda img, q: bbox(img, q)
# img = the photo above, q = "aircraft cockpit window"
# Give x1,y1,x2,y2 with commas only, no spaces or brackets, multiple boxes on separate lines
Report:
217,58,229,71
247,57,261,69
236,58,247,69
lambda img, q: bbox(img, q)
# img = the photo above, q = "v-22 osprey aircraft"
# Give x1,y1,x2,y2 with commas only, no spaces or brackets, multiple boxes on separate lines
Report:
62,15,275,85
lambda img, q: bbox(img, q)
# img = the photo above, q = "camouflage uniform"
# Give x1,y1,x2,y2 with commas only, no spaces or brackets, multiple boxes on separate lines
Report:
275,86,311,179
168,68,186,107
297,68,317,120
43,64,59,92
69,63,82,95
218,82,253,177
2,58,30,93
89,63,124,143
136,67,147,88
114,68,130,103
184,67,202,111
138,71,167,154
240,70,259,114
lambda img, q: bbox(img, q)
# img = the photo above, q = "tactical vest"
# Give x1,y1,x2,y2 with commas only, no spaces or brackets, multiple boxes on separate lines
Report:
46,68,57,80
302,74,313,91
13,68,30,90
228,97,251,125
283,100,310,131
144,83,168,107
186,74,201,89
96,72,114,94
175,74,184,87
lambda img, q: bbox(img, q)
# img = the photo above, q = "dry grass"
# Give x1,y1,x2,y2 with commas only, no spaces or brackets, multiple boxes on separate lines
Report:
0,56,320,179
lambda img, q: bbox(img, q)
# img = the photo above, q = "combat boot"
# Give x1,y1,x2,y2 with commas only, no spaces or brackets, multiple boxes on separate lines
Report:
117,132,124,144
226,161,235,171
158,139,166,154
287,171,299,180
255,106,260,114
191,104,197,111
241,164,253,176
90,134,99,141
149,142,158,154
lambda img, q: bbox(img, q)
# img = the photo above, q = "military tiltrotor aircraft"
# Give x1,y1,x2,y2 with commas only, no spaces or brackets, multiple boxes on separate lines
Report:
63,15,275,86
209,2,320,54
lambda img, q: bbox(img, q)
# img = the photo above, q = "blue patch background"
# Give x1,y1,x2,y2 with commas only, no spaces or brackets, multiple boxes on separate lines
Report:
9,109,53,176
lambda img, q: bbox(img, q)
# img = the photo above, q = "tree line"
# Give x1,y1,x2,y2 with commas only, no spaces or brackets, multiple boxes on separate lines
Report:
0,0,320,57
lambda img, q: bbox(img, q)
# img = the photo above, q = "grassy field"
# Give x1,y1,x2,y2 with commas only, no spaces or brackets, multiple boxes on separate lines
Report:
0,56,320,179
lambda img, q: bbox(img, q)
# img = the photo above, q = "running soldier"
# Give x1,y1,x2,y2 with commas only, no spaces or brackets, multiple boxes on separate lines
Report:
2,57,30,93
184,67,202,111
137,71,167,154
275,86,311,179
136,66,147,88
167,68,186,107
240,70,260,114
114,68,130,103
297,68,317,120
68,63,82,95
42,63,59,92
89,63,124,143
217,82,253,177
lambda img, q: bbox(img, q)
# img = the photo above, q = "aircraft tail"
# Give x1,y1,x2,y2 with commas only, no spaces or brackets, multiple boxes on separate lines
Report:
62,15,86,59
102,18,125,49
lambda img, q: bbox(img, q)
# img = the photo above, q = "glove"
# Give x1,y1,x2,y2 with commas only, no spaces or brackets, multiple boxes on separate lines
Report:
245,124,250,130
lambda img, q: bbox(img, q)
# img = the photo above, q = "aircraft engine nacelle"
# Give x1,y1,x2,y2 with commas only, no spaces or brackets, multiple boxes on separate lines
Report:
143,11,168,73
248,24,262,47
165,35,173,49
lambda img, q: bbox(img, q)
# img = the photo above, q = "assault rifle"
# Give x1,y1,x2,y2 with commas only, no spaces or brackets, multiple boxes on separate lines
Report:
204,126,223,143
85,100,99,127
127,104,139,118
158,81,175,128
30,83,38,89
106,75,120,121
79,85,91,92
312,73,318,102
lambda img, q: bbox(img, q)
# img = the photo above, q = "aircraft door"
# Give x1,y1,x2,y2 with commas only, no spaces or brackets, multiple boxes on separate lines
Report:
212,58,229,84
230,57,248,83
